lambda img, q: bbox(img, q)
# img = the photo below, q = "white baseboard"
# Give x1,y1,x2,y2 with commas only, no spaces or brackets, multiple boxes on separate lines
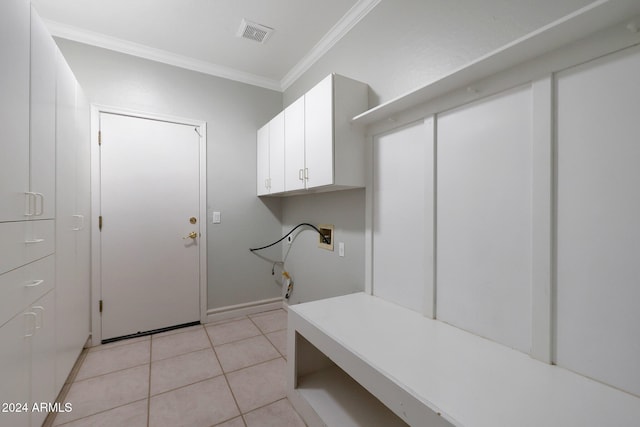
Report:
206,297,284,324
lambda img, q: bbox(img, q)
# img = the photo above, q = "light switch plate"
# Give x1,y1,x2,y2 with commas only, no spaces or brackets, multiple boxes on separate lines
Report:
212,211,221,224
339,242,345,257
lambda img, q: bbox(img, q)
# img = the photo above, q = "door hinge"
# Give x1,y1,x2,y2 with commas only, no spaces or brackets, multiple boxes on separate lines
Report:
98,130,102,146
99,215,103,231
99,300,103,313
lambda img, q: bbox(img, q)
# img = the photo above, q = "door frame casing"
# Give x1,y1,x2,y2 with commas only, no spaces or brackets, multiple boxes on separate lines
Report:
89,104,208,345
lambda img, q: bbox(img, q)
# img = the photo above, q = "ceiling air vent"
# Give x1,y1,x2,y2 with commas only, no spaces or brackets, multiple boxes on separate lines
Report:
237,19,274,44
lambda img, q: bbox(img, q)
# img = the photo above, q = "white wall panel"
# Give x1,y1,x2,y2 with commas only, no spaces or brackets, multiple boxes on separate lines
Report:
436,86,533,352
373,119,433,314
556,46,640,397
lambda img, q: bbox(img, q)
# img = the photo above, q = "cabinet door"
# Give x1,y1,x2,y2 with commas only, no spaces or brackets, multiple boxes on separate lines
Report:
30,290,56,427
0,0,30,222
74,86,91,352
30,7,57,220
304,75,334,189
55,55,81,392
269,111,285,193
0,312,31,427
257,123,270,195
284,96,305,191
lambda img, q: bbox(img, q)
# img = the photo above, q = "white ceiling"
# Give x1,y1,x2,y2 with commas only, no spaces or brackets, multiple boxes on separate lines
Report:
31,0,379,91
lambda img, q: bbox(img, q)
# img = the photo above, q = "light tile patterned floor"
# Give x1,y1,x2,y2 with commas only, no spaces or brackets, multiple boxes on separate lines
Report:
47,309,306,427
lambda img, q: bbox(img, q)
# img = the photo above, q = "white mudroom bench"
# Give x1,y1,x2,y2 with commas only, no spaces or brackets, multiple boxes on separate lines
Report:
286,292,640,427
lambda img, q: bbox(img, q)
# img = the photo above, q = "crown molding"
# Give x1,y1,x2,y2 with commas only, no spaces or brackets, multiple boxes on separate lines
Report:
44,19,282,91
279,0,382,91
42,0,380,94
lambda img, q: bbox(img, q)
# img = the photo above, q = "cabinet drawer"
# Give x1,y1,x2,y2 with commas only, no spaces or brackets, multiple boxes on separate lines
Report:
0,255,54,327
0,219,54,275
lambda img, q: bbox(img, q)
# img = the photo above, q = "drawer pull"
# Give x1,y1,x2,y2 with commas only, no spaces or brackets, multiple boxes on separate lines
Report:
35,193,44,216
25,238,45,244
24,192,36,216
24,192,44,216
24,280,45,288
24,312,37,337
32,306,45,329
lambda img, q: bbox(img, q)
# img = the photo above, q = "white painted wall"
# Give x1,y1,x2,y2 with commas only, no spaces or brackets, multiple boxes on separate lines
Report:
283,0,593,107
280,0,594,308
281,189,365,305
54,39,284,310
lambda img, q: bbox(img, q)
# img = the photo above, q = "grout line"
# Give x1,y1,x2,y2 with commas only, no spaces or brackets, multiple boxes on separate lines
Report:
148,374,226,399
73,360,151,383
53,398,148,427
209,331,264,347
205,327,244,421
221,355,284,376
150,344,213,363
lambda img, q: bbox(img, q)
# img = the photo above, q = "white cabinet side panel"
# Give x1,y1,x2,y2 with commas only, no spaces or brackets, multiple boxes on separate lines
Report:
269,111,285,193
437,85,533,353
556,46,640,397
55,56,82,391
256,123,270,195
373,119,433,314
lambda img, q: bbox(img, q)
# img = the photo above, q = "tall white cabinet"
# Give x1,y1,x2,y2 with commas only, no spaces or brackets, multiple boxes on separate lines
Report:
0,2,91,426
55,55,91,393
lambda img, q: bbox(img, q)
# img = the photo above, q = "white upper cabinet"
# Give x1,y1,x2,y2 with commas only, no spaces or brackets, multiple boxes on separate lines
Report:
29,8,58,220
258,73,368,196
256,111,285,195
304,75,335,189
0,0,30,222
284,96,305,191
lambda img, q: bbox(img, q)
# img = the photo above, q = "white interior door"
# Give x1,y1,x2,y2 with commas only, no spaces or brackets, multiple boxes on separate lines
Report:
100,112,201,340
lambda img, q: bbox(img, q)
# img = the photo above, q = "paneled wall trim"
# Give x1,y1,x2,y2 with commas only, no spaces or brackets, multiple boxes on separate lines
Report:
364,5,640,399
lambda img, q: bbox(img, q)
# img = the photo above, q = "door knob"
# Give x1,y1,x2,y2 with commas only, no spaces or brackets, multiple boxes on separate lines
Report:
183,231,198,239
